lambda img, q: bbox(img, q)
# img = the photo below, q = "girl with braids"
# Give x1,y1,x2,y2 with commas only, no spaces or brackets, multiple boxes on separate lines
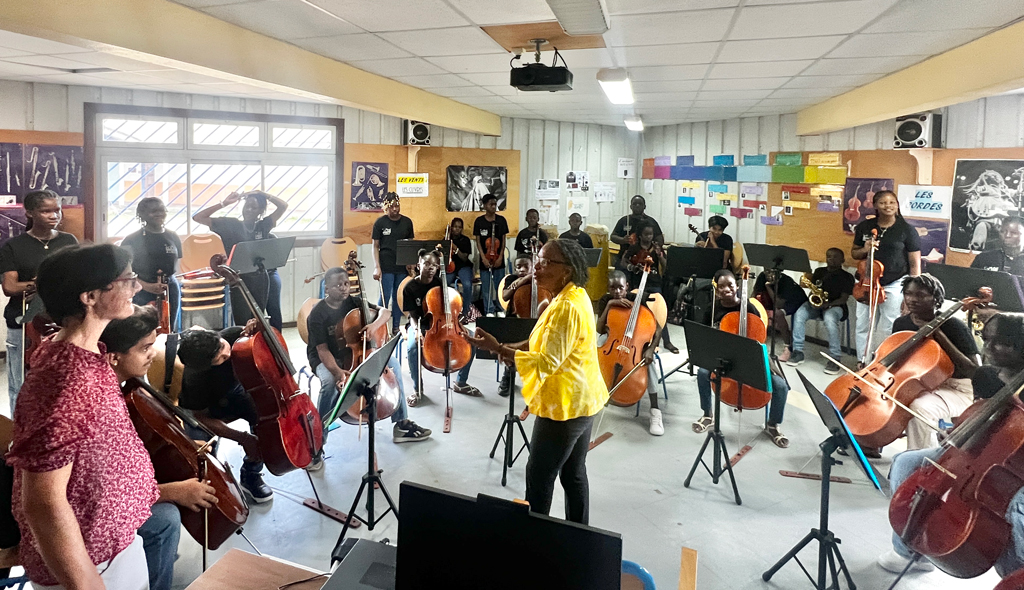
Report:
119,197,182,331
0,189,78,410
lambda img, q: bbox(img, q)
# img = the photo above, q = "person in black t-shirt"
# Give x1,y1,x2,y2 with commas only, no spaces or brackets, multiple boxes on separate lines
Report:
120,197,182,332
851,190,921,365
559,213,593,249
789,248,855,373
473,194,509,316
753,268,808,362
514,209,549,259
618,221,677,353
695,215,734,269
0,189,78,411
611,195,663,266
971,217,1024,277
307,267,430,444
371,192,415,332
193,190,288,330
445,217,475,317
975,312,1024,401
693,269,790,448
892,274,980,450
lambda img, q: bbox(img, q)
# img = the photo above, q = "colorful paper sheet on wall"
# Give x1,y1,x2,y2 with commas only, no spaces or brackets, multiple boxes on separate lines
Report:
817,201,840,212
743,200,768,208
654,166,671,179
709,204,727,214
897,185,952,220
677,196,696,206
677,155,695,167
712,155,735,166
771,206,785,217
730,207,753,219
744,154,768,166
739,184,763,197
775,153,803,166
805,166,848,184
810,186,844,200
760,215,782,226
716,193,737,201
781,185,810,201
789,200,811,209
949,160,1024,252
842,177,894,235
654,156,672,167
737,166,772,182
707,183,729,194
807,152,842,166
684,207,702,216
772,166,805,183
642,158,655,179
592,181,616,203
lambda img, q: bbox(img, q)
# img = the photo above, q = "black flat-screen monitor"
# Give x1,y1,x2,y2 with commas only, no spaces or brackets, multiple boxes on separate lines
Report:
397,482,622,590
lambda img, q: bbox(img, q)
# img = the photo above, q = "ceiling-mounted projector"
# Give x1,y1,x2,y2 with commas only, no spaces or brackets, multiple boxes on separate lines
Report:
510,40,573,92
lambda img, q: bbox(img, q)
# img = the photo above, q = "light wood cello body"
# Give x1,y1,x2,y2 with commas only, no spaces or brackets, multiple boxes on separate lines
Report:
600,256,658,407
718,266,772,410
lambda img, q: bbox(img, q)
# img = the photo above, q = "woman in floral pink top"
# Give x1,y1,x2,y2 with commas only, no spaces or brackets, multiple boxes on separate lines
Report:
6,244,159,590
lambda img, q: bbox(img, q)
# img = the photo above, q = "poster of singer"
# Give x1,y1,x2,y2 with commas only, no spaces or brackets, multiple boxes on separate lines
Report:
350,162,389,211
446,165,507,211
949,159,1024,252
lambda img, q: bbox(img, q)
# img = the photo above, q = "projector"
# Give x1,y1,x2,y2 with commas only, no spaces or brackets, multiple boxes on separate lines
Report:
510,63,573,92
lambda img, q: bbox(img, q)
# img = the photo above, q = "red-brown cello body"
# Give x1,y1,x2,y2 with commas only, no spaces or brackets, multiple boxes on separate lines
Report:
718,267,772,410
600,256,657,407
421,248,473,373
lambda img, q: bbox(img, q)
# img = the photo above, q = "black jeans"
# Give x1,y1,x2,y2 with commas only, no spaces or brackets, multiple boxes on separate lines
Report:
525,415,594,525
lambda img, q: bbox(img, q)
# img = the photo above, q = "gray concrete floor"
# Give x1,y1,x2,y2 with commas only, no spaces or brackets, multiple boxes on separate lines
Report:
3,325,1002,589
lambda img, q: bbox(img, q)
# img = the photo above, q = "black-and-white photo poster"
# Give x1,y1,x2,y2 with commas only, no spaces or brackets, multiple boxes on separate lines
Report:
949,159,1024,252
446,165,507,211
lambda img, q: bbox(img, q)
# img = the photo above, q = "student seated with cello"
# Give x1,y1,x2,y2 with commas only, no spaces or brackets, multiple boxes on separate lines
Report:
596,271,666,436
100,306,218,590
498,254,534,398
878,312,1024,576
692,269,790,448
619,220,678,353
307,267,430,443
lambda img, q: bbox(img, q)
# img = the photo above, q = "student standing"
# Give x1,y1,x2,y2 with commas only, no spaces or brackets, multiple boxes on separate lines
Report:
559,212,594,249
514,208,549,259
120,197,182,332
371,192,415,332
473,194,509,316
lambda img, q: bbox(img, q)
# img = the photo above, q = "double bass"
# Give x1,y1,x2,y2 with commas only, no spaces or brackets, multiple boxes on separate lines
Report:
211,255,323,475
421,247,473,374
511,237,552,319
600,254,658,407
825,290,991,449
718,266,772,410
122,378,248,550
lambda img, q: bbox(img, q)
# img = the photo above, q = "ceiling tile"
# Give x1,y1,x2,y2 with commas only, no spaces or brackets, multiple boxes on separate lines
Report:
379,27,505,57
635,92,699,101
1,54,98,71
426,53,510,73
717,36,845,62
458,96,516,106
696,89,775,100
0,46,32,59
47,52,167,72
730,0,900,39
632,80,703,92
605,9,735,46
0,61,74,77
393,73,476,88
291,34,411,61
347,57,447,77
483,85,519,96
556,48,616,69
202,1,362,40
801,55,925,76
307,0,470,32
701,77,790,90
767,87,849,99
137,69,234,84
460,72,512,85
617,42,718,67
432,86,500,98
708,60,813,78
444,0,555,25
864,0,1024,33
629,64,710,81
169,0,252,8
782,74,873,88
827,29,992,58
0,30,90,54
607,0,740,15
84,71,173,86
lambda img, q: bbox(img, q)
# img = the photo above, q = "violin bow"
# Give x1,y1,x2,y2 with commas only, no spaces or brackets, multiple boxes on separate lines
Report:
862,228,880,362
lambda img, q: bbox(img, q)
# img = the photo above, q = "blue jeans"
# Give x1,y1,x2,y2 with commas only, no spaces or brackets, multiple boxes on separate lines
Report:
133,275,182,333
889,448,1024,575
137,501,181,590
856,278,905,363
697,367,788,425
478,267,506,315
379,271,406,331
792,302,844,359
5,326,21,415
447,266,474,311
315,356,408,437
406,325,474,390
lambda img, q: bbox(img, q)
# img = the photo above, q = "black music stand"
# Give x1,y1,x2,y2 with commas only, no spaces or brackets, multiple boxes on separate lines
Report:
332,334,404,556
226,237,295,319
396,239,452,267
477,317,537,487
763,370,887,590
682,321,771,505
927,263,1024,311
660,246,730,381
582,247,603,268
744,244,812,359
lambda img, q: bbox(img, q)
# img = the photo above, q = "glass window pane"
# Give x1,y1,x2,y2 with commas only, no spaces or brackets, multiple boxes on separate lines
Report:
193,123,260,147
264,165,329,233
271,127,333,150
189,163,262,221
102,119,178,144
106,162,188,238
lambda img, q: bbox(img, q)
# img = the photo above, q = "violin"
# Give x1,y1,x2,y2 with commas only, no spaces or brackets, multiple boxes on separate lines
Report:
211,254,323,475
445,222,457,274
421,247,473,374
853,229,885,306
825,289,992,448
888,368,1024,578
718,266,772,410
122,378,248,550
338,252,399,425
483,221,502,267
154,270,171,335
600,254,658,407
511,237,552,319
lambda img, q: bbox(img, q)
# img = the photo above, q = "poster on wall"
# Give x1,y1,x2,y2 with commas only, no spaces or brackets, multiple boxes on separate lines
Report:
24,145,83,200
447,165,507,212
535,179,560,201
842,177,894,234
0,143,24,201
350,162,389,211
566,194,590,218
617,158,635,179
565,170,589,192
907,218,950,267
896,185,952,220
949,159,1024,252
592,181,615,203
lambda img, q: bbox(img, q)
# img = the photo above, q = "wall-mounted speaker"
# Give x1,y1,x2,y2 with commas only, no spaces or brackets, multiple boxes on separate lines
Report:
404,120,431,146
893,113,942,149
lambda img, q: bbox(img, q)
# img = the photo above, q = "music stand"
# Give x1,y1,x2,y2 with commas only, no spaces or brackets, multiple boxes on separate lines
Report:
682,321,771,505
396,239,452,267
226,237,296,317
582,248,603,268
332,333,404,557
660,246,730,381
476,317,537,486
926,263,1024,312
744,244,812,359
763,370,886,590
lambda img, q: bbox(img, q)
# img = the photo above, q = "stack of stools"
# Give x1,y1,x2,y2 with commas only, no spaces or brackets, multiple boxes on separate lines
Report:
179,234,231,330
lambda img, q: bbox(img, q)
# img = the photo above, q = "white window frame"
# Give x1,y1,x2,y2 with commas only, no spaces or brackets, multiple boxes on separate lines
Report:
98,115,185,149
188,119,265,152
268,123,336,154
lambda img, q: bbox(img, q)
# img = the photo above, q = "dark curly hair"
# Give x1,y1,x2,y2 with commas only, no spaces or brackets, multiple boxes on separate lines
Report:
24,189,59,231
987,312,1024,354
902,273,945,311
135,196,164,218
100,305,160,354
547,239,589,287
178,327,225,369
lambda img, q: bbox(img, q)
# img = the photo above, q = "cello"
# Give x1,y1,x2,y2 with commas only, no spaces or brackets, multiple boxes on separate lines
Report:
600,254,658,407
824,289,991,449
718,266,772,410
122,377,248,551
852,229,885,305
888,368,1024,578
211,254,323,475
421,247,473,374
511,237,552,319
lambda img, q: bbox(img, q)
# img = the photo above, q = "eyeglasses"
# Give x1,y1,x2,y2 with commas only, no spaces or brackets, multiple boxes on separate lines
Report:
112,272,139,285
536,257,569,268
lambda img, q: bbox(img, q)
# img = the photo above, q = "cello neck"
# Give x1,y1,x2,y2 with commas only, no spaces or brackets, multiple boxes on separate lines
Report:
946,368,1024,449
626,269,649,339
738,272,749,336
353,262,373,327
233,272,296,376
876,301,965,368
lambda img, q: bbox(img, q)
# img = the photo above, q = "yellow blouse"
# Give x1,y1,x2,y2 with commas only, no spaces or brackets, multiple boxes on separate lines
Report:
515,283,609,420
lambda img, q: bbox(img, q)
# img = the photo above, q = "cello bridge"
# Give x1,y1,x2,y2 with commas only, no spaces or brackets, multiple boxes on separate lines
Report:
616,344,630,354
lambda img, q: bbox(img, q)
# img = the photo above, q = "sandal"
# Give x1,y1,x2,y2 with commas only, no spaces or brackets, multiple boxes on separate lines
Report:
665,344,680,354
691,415,713,433
765,425,790,449
453,383,483,397
406,394,423,407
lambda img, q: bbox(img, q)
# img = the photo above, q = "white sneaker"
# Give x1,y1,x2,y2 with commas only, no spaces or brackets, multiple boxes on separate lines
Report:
877,549,935,574
649,408,664,436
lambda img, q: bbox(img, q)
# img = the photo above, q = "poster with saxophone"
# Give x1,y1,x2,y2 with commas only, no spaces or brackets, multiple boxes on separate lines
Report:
949,159,1024,252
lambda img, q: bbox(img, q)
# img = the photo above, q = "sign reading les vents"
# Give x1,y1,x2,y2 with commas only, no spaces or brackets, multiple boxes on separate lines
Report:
396,173,429,197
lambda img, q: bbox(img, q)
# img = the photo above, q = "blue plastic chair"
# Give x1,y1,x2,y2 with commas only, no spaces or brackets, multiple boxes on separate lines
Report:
621,560,656,589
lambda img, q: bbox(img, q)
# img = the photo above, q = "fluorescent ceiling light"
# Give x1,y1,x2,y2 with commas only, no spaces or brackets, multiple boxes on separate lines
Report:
624,116,644,131
545,0,610,35
597,68,634,105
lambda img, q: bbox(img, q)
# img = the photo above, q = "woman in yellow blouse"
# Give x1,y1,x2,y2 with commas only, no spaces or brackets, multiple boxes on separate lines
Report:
470,239,608,524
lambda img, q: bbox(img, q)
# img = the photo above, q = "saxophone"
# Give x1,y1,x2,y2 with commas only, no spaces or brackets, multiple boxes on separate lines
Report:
800,274,828,309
